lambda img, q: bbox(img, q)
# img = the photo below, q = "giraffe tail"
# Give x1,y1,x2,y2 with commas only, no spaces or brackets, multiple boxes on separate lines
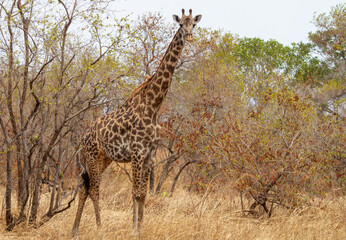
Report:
81,172,90,193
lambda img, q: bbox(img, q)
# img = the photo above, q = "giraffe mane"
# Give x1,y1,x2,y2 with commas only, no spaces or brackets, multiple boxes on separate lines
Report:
122,77,152,105
131,78,151,96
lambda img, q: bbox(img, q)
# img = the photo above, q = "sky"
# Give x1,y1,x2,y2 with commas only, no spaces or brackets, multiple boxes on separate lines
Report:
115,0,344,45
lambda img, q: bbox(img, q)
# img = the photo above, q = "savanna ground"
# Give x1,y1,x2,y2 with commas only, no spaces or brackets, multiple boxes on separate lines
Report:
1,165,345,240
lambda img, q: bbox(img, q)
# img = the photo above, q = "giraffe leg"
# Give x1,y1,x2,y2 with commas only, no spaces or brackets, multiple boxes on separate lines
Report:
89,156,112,228
72,172,89,236
132,196,139,231
132,149,155,231
132,156,141,231
138,154,154,227
89,166,102,228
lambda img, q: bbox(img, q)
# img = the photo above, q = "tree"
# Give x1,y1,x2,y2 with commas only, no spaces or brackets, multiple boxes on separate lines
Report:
162,27,344,215
308,4,345,119
309,3,346,81
0,0,129,230
125,12,175,79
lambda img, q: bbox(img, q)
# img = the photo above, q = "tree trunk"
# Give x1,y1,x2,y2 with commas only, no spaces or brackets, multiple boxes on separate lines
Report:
29,126,63,223
170,160,196,197
155,154,179,194
3,1,16,230
5,150,14,230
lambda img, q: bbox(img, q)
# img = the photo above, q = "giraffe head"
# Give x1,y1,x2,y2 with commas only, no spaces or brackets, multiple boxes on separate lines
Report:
173,9,202,42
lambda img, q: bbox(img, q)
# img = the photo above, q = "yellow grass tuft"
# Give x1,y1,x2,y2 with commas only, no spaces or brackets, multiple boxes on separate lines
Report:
1,170,345,239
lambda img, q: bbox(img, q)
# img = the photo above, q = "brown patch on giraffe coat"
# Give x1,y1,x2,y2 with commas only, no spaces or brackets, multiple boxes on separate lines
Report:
143,118,151,125
145,126,154,136
167,64,174,73
160,63,166,71
137,131,145,136
137,122,145,131
142,140,150,148
144,136,151,142
133,96,139,106
152,95,163,109
120,127,126,135
112,124,118,133
147,107,154,117
147,91,154,100
170,55,177,62
101,128,106,136
163,72,170,78
156,77,163,85
162,80,169,90
151,84,160,94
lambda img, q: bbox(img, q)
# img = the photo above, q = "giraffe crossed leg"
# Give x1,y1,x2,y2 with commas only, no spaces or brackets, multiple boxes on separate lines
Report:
89,170,101,227
89,156,112,228
72,182,88,236
72,154,112,236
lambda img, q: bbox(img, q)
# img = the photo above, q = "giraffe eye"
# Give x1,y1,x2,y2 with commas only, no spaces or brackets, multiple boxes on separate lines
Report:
179,24,183,27
193,24,196,28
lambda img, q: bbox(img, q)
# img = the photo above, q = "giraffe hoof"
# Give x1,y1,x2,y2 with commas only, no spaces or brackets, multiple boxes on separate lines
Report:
72,229,78,238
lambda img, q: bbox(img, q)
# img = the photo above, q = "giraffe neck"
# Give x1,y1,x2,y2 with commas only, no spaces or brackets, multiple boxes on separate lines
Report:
153,27,185,86
149,28,185,109
129,28,185,118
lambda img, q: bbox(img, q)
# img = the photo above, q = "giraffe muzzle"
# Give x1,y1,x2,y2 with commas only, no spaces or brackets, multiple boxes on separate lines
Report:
185,34,193,42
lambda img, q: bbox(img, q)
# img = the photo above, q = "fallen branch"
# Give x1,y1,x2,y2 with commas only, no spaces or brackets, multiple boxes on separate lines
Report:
35,174,83,228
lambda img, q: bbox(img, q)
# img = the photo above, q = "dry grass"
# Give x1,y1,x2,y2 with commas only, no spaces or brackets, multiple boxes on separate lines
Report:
1,169,345,240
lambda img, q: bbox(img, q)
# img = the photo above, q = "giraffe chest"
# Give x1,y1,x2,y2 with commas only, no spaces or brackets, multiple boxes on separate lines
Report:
95,113,161,163
98,122,131,163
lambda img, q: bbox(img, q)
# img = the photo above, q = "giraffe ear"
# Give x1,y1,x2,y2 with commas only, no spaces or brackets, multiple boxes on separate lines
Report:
194,15,202,23
173,15,181,23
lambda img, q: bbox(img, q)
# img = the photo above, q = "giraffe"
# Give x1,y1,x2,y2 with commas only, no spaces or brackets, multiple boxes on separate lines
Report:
72,9,202,236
